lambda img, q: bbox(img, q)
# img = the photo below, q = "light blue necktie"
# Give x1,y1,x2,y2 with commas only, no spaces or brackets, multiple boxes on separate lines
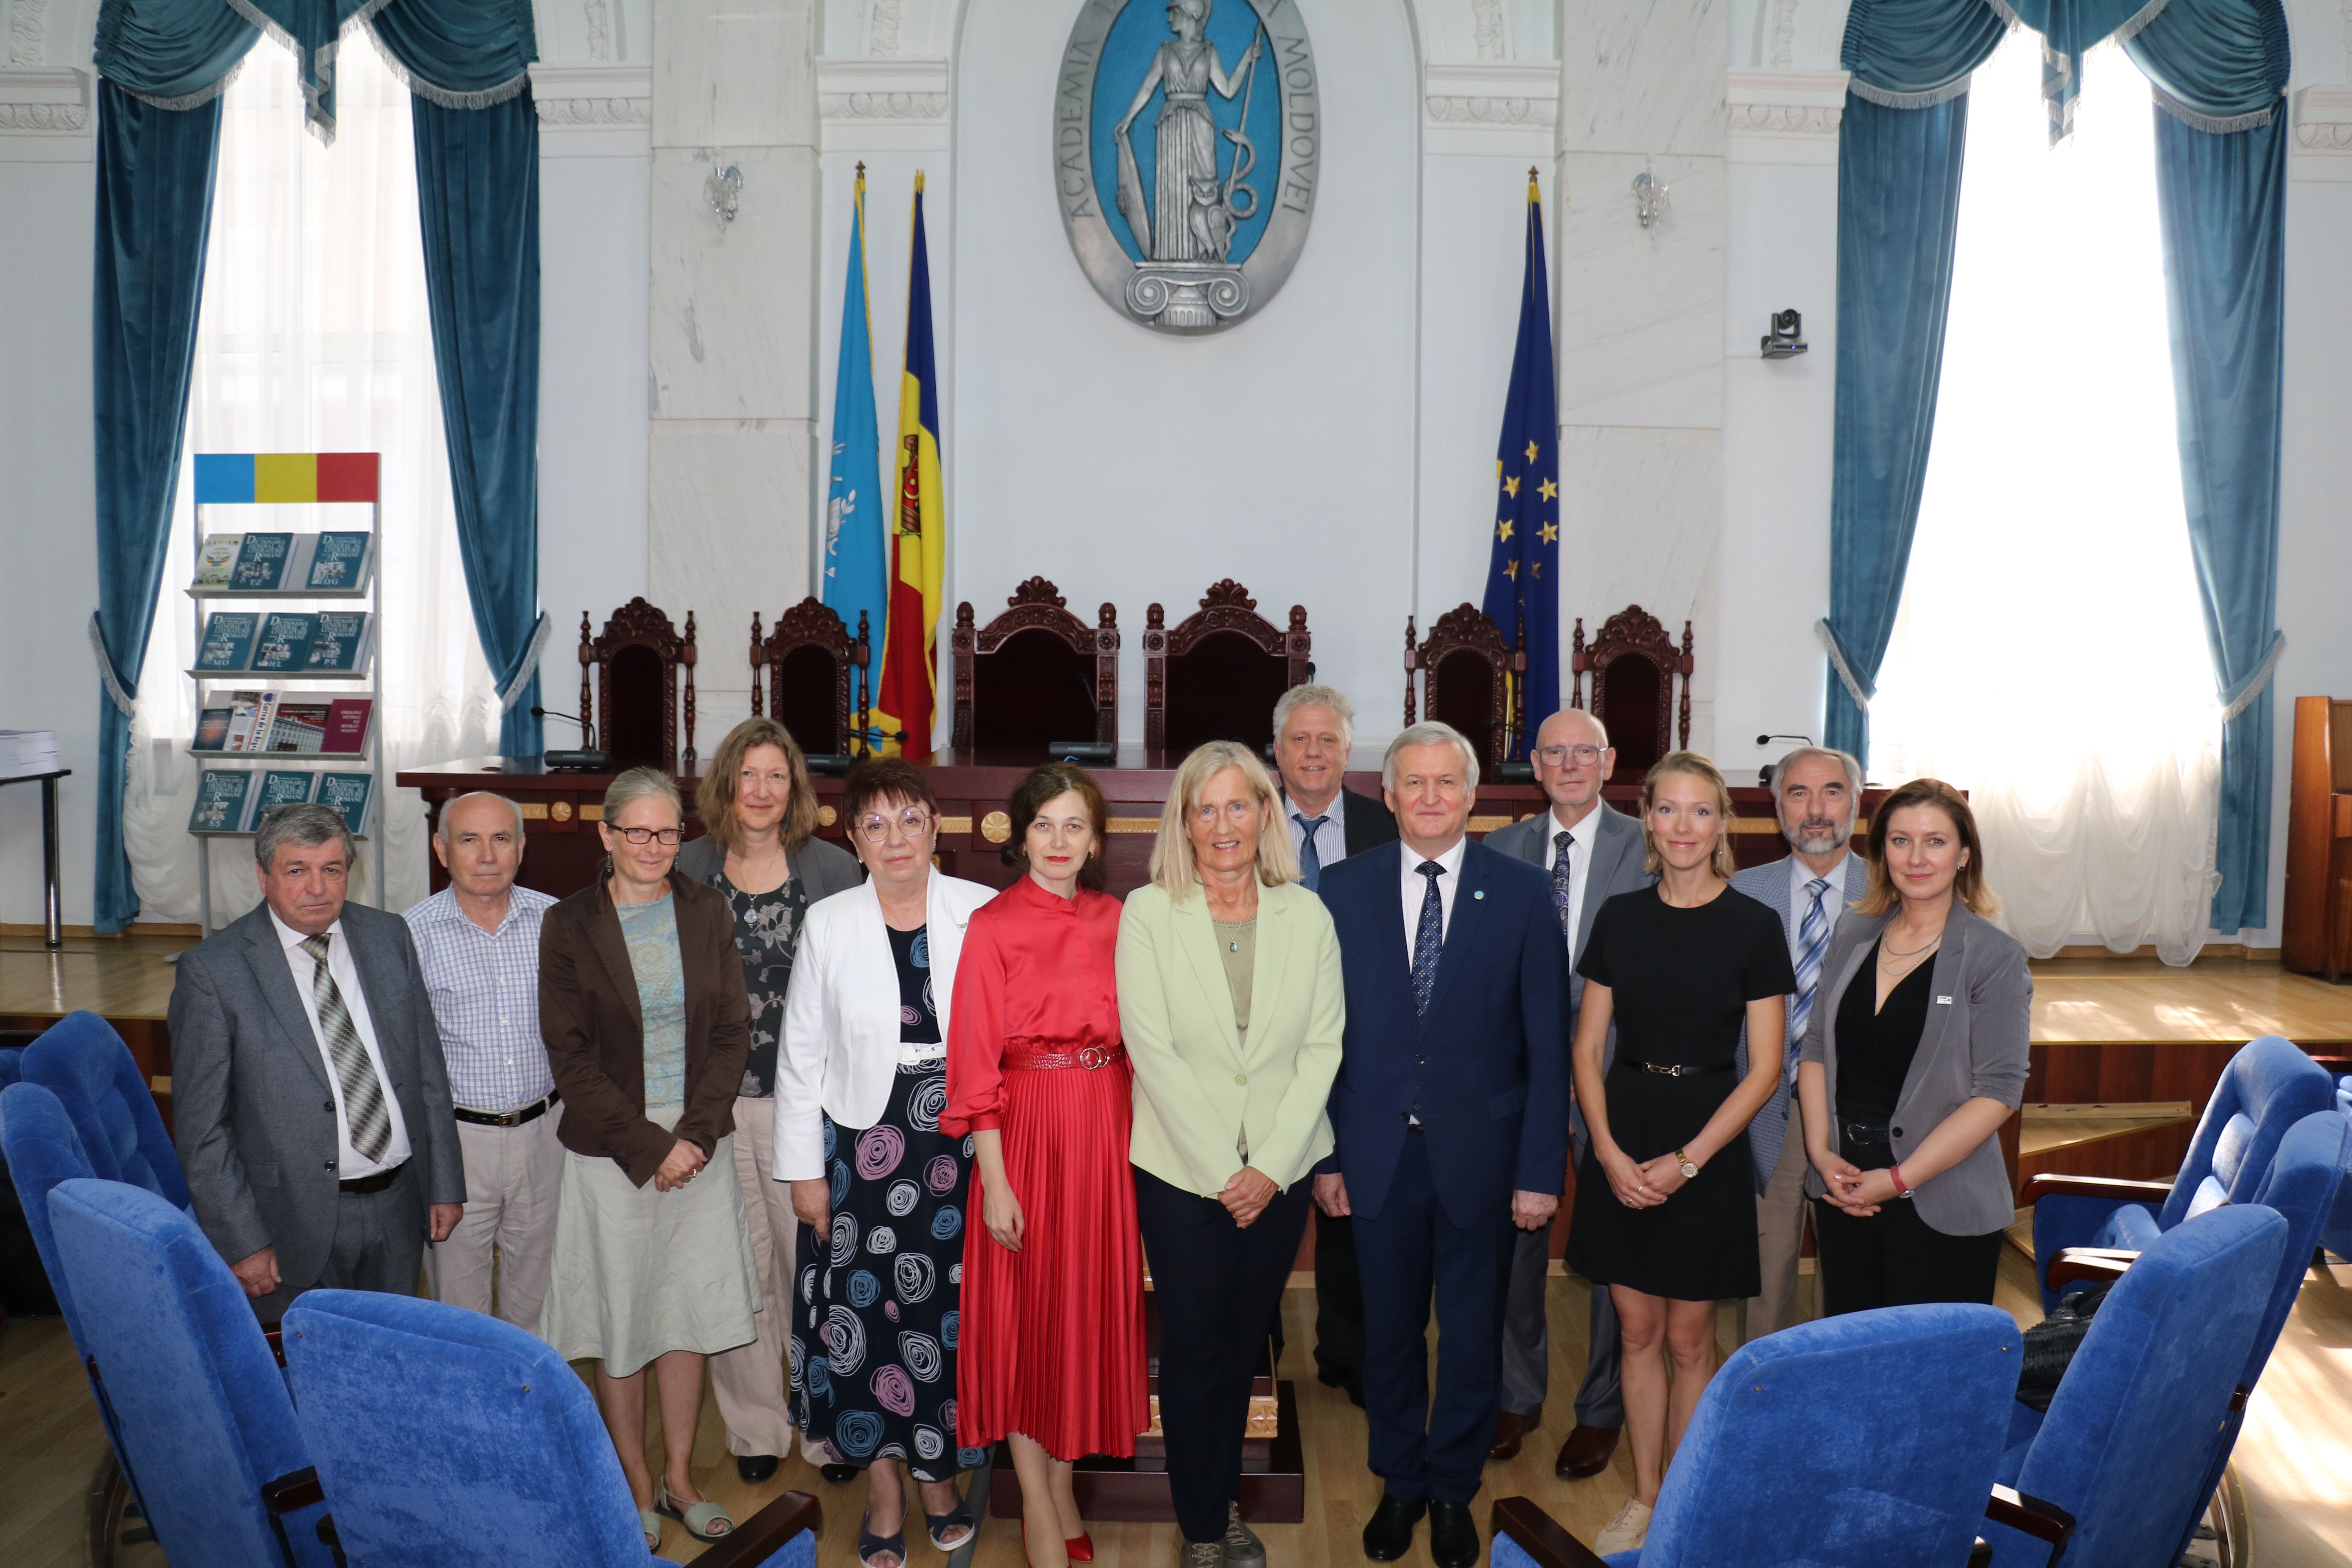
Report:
1411,861,1446,1014
1294,813,1328,892
1752,877,1833,1189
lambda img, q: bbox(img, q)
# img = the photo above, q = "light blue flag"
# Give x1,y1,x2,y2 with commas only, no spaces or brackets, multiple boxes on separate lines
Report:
822,167,886,653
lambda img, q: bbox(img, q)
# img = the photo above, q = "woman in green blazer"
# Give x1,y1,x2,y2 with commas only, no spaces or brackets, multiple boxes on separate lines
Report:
1119,740,1346,1568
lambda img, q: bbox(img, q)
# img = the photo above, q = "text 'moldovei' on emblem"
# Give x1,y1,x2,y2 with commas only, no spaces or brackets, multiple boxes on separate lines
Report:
1055,0,1319,336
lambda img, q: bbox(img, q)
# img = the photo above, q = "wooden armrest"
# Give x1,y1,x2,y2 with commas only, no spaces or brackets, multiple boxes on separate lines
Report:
2045,1247,2141,1292
1987,1484,2077,1558
692,1490,822,1568
262,1466,324,1514
263,1325,287,1368
2020,1175,2173,1206
1491,1497,1610,1568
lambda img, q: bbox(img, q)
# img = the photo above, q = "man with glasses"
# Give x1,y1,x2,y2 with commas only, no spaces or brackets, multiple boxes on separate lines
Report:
1479,709,1651,1476
1730,746,1868,1342
1270,682,1396,1408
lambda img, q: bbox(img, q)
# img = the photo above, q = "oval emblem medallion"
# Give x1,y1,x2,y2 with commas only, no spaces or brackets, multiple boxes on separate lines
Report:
1054,0,1319,335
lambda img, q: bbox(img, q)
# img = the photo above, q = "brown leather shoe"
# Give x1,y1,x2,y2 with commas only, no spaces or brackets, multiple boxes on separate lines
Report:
1487,1410,1536,1461
1554,1423,1621,1479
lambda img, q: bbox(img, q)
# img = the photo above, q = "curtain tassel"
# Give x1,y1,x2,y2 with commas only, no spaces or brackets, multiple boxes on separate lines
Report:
1815,619,1876,714
88,614,138,717
2218,630,2285,724
497,612,552,715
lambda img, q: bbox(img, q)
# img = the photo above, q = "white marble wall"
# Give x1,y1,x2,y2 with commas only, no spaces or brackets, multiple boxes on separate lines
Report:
647,0,821,742
1554,0,1728,757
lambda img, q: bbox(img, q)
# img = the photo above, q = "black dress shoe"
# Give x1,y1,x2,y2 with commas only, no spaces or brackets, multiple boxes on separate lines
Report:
820,1462,858,1485
735,1454,779,1484
1428,1502,1479,1568
1362,1494,1426,1562
1343,1368,1365,1408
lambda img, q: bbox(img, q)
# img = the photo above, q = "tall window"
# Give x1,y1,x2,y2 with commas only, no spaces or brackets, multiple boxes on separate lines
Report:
1870,29,2220,963
125,38,497,921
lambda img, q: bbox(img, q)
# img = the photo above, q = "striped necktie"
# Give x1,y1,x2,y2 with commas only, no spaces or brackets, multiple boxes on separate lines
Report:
1786,878,1834,1077
301,933,395,1163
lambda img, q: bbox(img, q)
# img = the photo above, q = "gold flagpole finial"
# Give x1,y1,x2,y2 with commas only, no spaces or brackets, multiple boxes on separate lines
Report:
856,160,866,177
914,169,927,194
1527,165,1540,200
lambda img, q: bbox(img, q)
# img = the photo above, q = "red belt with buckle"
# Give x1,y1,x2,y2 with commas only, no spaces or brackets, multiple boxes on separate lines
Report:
1003,1044,1125,1073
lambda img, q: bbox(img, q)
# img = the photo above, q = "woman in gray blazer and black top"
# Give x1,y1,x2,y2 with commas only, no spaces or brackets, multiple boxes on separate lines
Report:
1797,778,2030,1312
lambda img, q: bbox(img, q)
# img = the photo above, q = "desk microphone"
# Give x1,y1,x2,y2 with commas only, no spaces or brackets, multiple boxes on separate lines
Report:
531,707,610,772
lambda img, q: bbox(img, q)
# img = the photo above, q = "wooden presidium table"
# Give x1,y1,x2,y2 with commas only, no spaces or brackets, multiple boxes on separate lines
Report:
396,750,1887,1522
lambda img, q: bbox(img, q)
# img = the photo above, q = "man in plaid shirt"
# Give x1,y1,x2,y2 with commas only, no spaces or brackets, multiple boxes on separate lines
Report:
403,792,561,1330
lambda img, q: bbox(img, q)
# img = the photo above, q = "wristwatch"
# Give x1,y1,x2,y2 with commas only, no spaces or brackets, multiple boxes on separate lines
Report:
1674,1147,1699,1181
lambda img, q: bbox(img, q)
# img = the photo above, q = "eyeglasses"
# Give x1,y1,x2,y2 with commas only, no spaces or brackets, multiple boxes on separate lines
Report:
612,826,682,846
1533,744,1605,767
856,808,934,843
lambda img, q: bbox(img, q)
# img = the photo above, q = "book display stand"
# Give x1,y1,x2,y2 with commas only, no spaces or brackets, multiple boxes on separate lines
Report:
183,452,387,931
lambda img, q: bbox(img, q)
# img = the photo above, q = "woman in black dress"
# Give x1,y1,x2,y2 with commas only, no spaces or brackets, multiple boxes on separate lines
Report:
1564,751,1794,1555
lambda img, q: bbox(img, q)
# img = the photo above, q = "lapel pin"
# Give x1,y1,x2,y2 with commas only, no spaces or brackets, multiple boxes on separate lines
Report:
1474,889,1486,900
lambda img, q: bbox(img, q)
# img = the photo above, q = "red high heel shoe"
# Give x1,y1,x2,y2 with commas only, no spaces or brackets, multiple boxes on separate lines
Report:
1020,1521,1096,1565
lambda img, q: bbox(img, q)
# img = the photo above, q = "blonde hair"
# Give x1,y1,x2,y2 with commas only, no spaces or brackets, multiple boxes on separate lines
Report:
1639,751,1738,880
1855,777,1998,917
1149,741,1300,898
697,717,820,853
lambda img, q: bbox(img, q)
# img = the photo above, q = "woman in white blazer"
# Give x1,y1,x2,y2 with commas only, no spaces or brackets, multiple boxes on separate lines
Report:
773,758,995,1568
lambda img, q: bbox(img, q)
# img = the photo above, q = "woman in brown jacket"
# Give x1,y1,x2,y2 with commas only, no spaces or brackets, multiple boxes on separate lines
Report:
539,767,760,1550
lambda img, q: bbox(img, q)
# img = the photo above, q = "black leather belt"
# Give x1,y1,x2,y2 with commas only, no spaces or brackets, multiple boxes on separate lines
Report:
338,1164,402,1195
1840,1119,1893,1145
454,1091,560,1129
1614,1058,1733,1078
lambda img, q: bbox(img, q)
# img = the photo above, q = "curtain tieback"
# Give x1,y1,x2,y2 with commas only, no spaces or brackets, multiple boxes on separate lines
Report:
2218,630,2285,723
87,614,137,717
497,612,552,715
1815,619,1876,713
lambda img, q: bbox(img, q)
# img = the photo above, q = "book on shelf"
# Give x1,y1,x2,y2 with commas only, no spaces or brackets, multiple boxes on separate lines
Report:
196,611,260,671
224,690,276,752
252,769,318,823
321,697,373,754
263,700,332,753
230,533,296,592
304,531,372,590
314,771,375,837
194,534,243,588
189,769,255,833
249,613,317,673
302,611,374,673
192,704,234,752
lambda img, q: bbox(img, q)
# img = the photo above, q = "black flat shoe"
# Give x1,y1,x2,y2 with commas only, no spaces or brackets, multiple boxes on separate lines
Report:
736,1454,779,1484
1428,1501,1478,1568
821,1463,859,1485
1362,1494,1426,1562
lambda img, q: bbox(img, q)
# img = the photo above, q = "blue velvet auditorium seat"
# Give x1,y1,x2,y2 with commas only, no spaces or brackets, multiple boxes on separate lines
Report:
281,1288,823,1568
2,1081,130,1451
45,1176,336,1568
22,1009,191,1208
2327,1075,2352,1261
1984,1202,2288,1568
1490,1303,2034,1568
0,1045,23,1087
2024,1034,2333,1310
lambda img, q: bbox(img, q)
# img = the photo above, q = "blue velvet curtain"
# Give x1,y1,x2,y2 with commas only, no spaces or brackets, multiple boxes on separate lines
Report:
2153,110,2287,931
1821,91,1972,764
412,92,544,756
90,82,225,932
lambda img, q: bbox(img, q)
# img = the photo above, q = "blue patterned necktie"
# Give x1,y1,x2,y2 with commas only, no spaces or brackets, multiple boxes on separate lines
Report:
1751,876,1835,1189
1411,860,1446,1014
1294,813,1328,892
1551,831,1576,949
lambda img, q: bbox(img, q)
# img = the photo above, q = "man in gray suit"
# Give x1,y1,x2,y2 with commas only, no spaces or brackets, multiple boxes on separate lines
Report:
1731,746,1869,1341
1481,708,1652,1478
171,803,465,1321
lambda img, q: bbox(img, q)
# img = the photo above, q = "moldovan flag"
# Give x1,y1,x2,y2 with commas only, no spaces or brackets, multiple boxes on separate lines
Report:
876,172,944,760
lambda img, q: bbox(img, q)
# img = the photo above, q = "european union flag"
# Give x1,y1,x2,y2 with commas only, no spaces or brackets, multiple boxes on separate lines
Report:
1481,171,1561,759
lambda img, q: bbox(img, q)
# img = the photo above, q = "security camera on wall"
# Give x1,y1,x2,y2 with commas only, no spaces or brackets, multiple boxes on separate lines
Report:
1761,310,1809,359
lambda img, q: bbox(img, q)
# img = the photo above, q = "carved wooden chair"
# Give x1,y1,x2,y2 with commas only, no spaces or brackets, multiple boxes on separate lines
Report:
579,599,697,773
1569,605,1693,776
1145,580,1312,754
950,577,1120,752
1405,604,1525,771
750,598,869,758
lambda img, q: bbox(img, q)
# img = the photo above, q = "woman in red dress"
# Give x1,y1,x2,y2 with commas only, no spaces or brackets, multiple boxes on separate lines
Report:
944,763,1148,1568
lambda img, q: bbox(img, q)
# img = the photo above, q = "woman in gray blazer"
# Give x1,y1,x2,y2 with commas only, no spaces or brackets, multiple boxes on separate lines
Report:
1797,778,2029,1312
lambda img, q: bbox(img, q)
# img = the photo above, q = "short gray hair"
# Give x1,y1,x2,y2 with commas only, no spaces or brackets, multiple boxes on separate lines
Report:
1769,746,1863,802
254,801,356,869
1272,683,1356,752
1382,721,1481,793
604,766,683,823
435,790,525,840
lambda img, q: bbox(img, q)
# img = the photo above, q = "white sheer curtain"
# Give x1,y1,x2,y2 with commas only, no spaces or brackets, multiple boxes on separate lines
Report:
1871,30,2222,965
125,36,498,925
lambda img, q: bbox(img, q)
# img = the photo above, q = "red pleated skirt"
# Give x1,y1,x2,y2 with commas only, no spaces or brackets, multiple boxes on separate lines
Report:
955,1060,1149,1461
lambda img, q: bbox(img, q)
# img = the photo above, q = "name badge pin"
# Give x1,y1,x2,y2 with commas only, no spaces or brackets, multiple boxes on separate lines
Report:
1935,995,1955,1005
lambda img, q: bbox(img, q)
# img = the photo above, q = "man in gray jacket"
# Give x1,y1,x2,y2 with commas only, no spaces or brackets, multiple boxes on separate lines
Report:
1480,708,1652,1478
171,803,465,1320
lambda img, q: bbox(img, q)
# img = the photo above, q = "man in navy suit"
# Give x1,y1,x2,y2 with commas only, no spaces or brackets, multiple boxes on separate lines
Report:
1314,722,1570,1568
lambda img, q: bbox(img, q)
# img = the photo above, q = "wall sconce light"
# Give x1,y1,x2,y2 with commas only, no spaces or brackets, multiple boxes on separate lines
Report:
1632,167,1670,228
706,163,743,225
1761,309,1808,358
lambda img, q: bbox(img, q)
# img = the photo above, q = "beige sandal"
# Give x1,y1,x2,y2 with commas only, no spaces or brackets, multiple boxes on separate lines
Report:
656,1484,735,1540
